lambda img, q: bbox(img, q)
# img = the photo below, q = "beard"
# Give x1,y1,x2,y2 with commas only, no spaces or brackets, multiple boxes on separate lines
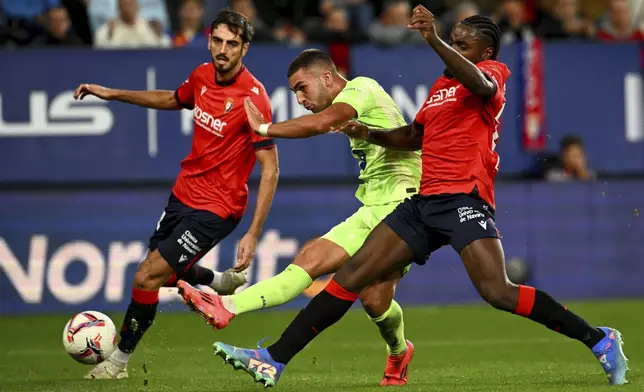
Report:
213,55,239,73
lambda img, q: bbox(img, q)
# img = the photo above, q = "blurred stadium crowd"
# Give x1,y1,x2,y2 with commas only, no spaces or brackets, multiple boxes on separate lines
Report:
0,0,642,48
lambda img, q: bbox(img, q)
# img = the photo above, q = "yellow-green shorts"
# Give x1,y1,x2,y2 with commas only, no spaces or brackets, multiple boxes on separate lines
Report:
322,200,411,276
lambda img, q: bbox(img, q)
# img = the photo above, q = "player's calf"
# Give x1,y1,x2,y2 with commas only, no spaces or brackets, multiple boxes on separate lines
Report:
119,251,172,354
360,279,413,386
461,238,612,361
88,251,174,379
360,279,396,319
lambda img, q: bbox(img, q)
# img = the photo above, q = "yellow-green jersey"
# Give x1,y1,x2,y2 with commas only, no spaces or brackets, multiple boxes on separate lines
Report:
332,77,421,206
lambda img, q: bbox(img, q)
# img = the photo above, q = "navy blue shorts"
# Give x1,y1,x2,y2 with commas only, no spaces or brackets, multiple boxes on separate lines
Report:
383,193,500,264
148,193,239,271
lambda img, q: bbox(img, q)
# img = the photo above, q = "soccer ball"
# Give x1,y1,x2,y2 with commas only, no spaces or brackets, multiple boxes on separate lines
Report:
506,257,530,285
62,311,117,364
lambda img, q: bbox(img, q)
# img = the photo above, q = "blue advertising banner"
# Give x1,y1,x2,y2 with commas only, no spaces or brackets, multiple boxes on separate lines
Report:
0,43,642,183
0,47,358,182
352,42,644,174
1,181,643,315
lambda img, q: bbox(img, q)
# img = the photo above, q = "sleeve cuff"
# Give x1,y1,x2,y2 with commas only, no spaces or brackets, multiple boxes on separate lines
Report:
253,139,276,150
174,89,194,110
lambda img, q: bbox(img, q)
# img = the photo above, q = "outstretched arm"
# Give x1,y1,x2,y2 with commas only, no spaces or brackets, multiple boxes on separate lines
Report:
337,121,424,151
245,98,356,139
234,146,279,272
408,5,496,99
424,38,495,99
73,84,182,110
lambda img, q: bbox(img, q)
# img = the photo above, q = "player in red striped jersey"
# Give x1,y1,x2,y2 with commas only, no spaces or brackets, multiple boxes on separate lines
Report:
73,9,279,380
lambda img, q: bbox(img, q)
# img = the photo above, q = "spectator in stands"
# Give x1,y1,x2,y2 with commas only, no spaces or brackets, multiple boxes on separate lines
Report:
444,2,478,38
536,0,595,40
544,135,596,182
32,6,84,45
1,0,61,45
497,0,536,43
440,1,478,40
172,0,206,47
306,5,368,43
272,24,307,46
94,0,169,48
61,0,93,44
634,0,644,27
200,0,230,27
597,0,644,41
320,0,374,31
230,0,274,42
368,0,426,46
324,6,350,32
251,0,310,47
89,0,169,34
149,17,171,46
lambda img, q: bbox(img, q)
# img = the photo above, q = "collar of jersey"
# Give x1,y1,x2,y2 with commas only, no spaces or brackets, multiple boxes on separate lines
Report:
215,65,246,87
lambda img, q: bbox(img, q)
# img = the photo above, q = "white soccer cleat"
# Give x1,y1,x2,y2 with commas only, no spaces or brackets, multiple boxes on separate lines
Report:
84,358,129,380
213,269,248,295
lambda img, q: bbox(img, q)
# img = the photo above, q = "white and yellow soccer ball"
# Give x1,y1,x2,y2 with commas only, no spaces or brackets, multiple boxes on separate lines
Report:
62,311,117,364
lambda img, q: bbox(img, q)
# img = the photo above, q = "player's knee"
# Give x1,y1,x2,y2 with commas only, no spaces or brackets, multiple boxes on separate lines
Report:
293,245,326,278
133,252,173,290
477,280,518,311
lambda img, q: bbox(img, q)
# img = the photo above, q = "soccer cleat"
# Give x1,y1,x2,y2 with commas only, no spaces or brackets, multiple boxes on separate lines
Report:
591,327,629,385
214,269,248,295
84,358,128,380
213,341,285,388
177,280,235,329
380,340,415,386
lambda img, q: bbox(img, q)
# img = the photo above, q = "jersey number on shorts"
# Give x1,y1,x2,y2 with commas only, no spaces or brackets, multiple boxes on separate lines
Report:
352,149,367,171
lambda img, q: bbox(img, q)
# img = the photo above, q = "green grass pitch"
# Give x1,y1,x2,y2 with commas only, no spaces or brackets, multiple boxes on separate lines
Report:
1,300,642,392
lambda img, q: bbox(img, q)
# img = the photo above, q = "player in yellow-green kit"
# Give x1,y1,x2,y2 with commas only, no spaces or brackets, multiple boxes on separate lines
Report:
177,49,421,386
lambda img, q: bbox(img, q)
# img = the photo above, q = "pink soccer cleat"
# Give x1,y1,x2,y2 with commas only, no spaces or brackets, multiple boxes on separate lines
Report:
380,340,415,386
177,280,235,330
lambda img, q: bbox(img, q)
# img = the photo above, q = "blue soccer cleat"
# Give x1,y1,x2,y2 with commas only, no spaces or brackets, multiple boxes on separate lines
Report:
591,327,629,385
213,340,286,388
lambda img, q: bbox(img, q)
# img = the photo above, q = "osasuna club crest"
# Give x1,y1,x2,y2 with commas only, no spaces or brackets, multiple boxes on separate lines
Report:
224,98,233,113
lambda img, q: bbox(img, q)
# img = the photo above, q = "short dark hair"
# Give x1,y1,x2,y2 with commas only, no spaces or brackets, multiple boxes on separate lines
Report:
460,15,501,60
210,8,254,43
287,49,336,78
560,134,584,151
382,0,409,12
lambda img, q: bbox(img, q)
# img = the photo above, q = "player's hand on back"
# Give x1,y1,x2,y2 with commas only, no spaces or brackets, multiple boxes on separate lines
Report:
334,121,369,140
73,84,114,101
407,5,438,43
234,232,258,272
244,97,266,134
